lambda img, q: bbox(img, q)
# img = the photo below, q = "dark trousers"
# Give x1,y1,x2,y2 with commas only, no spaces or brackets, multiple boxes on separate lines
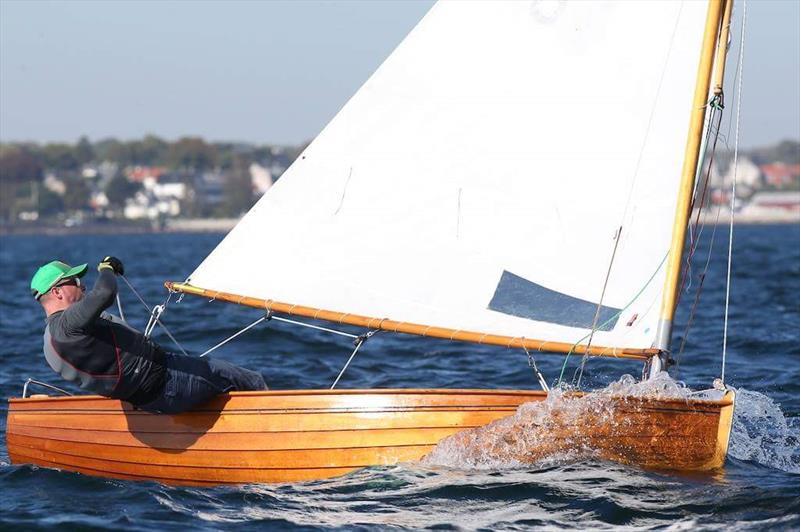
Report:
138,353,267,414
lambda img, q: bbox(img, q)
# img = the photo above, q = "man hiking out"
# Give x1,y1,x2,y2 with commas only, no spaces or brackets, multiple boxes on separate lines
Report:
31,256,267,414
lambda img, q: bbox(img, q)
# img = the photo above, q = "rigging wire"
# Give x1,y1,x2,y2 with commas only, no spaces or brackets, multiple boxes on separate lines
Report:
119,275,190,357
722,0,747,383
267,315,359,339
574,226,623,388
556,252,669,387
199,314,270,358
674,105,724,376
564,8,684,389
674,1,748,377
330,330,377,389
523,346,549,392
676,101,721,305
115,294,126,323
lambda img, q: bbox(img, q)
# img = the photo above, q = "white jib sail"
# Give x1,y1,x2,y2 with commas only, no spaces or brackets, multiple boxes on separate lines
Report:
188,1,710,351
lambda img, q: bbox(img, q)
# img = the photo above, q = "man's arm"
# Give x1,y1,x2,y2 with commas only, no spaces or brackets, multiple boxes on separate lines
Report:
60,269,117,331
60,267,120,332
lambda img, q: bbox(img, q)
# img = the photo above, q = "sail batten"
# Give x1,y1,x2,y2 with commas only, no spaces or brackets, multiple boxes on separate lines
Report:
167,282,657,360
186,1,713,353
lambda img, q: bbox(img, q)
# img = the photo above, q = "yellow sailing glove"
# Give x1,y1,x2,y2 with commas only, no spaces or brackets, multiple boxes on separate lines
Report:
98,256,125,276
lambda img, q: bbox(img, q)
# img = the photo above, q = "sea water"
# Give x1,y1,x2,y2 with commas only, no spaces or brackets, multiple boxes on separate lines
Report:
1,225,798,530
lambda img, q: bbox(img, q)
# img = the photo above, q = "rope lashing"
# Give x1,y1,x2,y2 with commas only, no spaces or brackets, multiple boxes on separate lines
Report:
330,330,378,389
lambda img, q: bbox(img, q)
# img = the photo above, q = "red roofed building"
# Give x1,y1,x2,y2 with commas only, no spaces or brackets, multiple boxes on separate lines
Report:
759,163,800,188
125,166,167,183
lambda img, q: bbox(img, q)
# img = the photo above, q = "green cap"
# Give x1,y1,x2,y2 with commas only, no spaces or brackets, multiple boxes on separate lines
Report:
30,260,88,300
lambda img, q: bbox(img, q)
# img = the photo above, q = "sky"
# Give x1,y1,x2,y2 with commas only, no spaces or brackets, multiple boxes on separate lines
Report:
1,0,798,149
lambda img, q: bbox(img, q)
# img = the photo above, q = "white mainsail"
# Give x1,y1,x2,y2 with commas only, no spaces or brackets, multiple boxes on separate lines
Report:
187,1,711,352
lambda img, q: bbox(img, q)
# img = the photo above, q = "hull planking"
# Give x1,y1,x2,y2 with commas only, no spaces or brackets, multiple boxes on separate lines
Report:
6,389,735,486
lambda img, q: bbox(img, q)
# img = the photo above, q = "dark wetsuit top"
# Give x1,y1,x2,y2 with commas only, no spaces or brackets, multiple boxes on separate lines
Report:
42,269,167,404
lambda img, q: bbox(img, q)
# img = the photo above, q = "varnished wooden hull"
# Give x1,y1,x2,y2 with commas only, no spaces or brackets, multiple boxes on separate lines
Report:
6,389,735,486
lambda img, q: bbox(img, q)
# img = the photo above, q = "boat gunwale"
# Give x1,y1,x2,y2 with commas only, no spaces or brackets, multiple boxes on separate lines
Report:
8,388,734,409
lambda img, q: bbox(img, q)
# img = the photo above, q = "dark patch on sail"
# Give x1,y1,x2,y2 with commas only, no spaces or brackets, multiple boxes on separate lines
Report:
488,271,620,331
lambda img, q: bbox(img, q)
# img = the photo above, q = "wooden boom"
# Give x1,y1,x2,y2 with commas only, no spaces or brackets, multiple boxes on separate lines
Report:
166,282,658,361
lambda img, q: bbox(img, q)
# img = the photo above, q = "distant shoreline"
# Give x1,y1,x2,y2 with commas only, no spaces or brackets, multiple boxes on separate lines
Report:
1,214,796,237
0,218,241,236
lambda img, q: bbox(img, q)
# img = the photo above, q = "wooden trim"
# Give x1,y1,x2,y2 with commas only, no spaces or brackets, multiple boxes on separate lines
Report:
711,389,736,468
165,282,658,360
659,0,727,329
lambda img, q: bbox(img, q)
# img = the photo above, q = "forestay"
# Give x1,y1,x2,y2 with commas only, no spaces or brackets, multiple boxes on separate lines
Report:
186,1,710,353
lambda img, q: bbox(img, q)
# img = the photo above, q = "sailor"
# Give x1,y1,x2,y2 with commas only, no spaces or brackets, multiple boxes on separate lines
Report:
30,256,267,414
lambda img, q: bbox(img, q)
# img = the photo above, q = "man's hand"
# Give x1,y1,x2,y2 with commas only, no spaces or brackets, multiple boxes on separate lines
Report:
98,256,125,276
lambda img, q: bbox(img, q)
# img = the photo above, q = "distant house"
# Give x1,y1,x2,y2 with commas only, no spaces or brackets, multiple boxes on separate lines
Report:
122,172,187,220
760,163,800,188
90,191,110,210
707,160,724,188
126,166,166,183
740,191,800,222
194,171,225,208
43,173,66,196
249,163,273,195
711,157,761,198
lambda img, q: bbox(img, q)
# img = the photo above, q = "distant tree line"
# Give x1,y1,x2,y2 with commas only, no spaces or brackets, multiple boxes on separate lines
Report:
0,135,302,222
713,139,800,170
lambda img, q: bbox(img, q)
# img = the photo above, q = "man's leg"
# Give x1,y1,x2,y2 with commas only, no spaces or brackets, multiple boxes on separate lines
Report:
137,354,267,414
204,356,268,392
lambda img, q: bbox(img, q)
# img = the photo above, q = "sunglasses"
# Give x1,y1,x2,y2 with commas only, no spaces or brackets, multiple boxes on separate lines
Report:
54,277,82,289
33,276,83,300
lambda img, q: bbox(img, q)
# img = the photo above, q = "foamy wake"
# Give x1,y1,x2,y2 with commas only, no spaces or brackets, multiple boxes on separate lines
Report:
422,373,692,469
729,389,800,473
422,374,800,473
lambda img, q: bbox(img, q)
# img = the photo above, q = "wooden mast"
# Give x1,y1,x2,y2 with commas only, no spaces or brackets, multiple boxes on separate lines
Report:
654,0,730,370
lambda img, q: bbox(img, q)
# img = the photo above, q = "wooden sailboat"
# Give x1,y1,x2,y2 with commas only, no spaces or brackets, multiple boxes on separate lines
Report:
7,0,740,486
